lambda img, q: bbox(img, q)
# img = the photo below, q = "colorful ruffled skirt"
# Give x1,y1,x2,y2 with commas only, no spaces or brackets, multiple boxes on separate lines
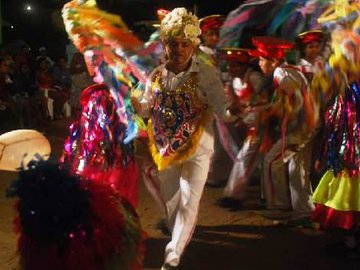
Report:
312,82,360,230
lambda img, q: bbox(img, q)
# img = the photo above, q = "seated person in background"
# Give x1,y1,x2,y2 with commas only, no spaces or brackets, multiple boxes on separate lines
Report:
52,55,72,117
14,62,45,128
0,57,20,131
69,52,93,117
52,56,72,90
35,57,62,120
36,46,55,68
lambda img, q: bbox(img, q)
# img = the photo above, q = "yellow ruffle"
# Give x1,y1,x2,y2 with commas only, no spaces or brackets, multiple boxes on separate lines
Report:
147,112,212,171
312,170,360,211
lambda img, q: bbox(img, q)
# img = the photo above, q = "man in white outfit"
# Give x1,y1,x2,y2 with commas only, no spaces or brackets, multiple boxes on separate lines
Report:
131,8,227,270
248,36,319,222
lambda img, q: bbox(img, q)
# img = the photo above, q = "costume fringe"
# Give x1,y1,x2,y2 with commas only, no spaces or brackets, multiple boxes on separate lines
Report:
147,112,212,171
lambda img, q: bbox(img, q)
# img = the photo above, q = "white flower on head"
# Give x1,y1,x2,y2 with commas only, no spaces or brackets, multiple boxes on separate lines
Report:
173,7,187,17
160,7,201,46
184,24,200,39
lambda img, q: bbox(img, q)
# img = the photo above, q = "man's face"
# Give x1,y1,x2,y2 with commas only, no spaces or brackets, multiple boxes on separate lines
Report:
201,29,219,49
259,56,276,76
164,38,195,68
304,41,322,61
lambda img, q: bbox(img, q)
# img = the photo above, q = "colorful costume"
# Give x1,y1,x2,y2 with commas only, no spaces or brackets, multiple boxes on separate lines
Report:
61,0,152,208
61,83,139,207
296,30,326,83
217,48,266,201
311,0,360,230
198,14,225,65
249,36,319,219
140,58,226,268
264,65,316,217
134,8,227,269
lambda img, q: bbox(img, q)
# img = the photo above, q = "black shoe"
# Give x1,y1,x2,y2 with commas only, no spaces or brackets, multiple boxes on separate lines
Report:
217,197,243,211
155,219,171,236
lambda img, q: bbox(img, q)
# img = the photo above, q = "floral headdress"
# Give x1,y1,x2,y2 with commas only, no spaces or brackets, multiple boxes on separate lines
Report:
159,7,201,46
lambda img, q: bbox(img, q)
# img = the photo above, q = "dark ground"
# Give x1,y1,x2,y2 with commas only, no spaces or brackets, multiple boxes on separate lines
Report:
0,118,359,270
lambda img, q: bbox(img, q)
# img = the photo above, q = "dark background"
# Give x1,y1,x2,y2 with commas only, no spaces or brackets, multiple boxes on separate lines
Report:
2,0,241,58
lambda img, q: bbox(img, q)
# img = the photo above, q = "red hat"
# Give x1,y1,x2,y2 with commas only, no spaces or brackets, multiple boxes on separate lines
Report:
248,36,294,60
297,30,325,45
199,15,225,32
218,48,250,63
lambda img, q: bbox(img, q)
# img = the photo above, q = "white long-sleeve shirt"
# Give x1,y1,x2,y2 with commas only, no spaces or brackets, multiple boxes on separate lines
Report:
139,57,227,118
139,57,227,151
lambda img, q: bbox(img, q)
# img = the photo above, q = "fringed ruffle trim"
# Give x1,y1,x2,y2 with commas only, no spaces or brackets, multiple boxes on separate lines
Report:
312,204,360,230
312,170,360,211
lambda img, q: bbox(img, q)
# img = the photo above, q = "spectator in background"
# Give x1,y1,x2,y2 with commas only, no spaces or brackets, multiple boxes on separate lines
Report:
14,62,45,128
0,57,17,131
69,52,93,117
35,57,61,120
36,46,55,69
53,56,72,90
0,45,15,75
53,56,72,117
13,45,33,72
0,57,14,108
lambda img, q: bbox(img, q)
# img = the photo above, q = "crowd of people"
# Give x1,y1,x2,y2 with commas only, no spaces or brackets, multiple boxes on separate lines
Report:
128,7,333,270
0,45,92,133
130,5,360,270
3,1,360,270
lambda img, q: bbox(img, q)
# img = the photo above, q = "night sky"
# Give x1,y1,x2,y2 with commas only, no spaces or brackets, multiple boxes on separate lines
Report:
2,0,241,56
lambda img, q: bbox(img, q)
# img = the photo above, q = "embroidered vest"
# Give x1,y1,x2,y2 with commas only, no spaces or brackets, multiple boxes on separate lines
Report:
147,71,210,170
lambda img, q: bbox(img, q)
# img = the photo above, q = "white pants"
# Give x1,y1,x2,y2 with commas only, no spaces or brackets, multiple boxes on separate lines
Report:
143,135,213,267
263,132,314,217
224,136,262,199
